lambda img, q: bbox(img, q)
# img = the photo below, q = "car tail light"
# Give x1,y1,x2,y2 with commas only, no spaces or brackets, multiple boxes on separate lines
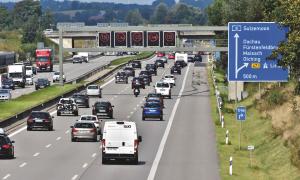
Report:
102,139,106,151
2,144,11,149
90,128,97,133
134,140,138,152
72,128,78,133
27,116,33,123
44,119,51,123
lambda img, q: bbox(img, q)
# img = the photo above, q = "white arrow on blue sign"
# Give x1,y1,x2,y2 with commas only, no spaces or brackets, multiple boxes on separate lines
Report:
236,106,246,121
228,22,289,82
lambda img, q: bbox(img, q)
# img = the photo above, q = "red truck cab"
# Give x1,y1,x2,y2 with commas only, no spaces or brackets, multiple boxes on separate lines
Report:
36,49,53,72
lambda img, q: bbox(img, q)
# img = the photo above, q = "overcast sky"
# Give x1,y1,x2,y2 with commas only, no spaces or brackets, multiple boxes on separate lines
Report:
0,0,166,5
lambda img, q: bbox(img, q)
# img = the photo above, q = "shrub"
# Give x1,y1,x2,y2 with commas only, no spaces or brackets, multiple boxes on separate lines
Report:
266,89,286,107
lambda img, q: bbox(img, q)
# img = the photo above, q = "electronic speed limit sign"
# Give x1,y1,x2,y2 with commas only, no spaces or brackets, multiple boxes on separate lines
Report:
147,31,160,47
163,31,176,47
131,31,144,47
114,32,127,47
98,32,111,47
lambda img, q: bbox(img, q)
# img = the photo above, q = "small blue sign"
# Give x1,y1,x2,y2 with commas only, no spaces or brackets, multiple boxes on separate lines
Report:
228,22,289,82
236,106,246,121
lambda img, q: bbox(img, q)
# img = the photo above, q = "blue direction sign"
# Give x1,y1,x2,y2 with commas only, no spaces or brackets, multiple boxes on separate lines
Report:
236,106,246,121
228,22,289,82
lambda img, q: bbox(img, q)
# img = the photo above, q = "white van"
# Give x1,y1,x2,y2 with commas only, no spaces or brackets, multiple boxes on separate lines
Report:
175,53,188,64
25,66,34,76
101,121,142,164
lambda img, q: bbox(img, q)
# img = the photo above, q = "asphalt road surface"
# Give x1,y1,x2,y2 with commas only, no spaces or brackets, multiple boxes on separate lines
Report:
10,56,118,99
0,55,219,180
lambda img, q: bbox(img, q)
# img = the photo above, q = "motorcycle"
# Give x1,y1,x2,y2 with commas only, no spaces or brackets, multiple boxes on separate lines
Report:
134,88,140,97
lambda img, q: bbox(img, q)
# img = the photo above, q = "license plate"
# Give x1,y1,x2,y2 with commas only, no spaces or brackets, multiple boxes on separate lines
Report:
79,130,88,133
149,110,156,112
34,119,43,123
40,86,44,88
160,89,165,91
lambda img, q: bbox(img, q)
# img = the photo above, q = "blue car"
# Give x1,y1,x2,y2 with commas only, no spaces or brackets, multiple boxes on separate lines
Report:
142,102,163,121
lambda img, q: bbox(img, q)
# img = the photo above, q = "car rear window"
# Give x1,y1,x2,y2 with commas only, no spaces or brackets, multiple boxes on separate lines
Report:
88,85,98,89
31,112,49,119
80,116,97,121
165,75,173,78
0,90,9,93
156,83,169,88
75,123,94,128
95,102,108,107
145,103,160,108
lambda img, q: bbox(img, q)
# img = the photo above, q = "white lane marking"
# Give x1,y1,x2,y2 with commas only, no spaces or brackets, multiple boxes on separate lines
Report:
118,92,121,95
147,64,190,180
100,77,115,88
130,111,133,114
45,144,52,148
65,130,70,134
50,111,57,116
133,107,137,111
114,95,117,98
19,162,27,168
82,163,88,168
92,153,97,158
136,104,140,107
127,116,130,119
2,174,10,180
33,152,40,157
56,137,61,141
111,98,114,101
71,175,78,180
8,126,26,138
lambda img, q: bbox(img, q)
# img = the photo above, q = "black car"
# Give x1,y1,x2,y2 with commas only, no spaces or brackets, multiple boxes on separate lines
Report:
174,60,187,68
27,111,54,131
139,71,152,82
146,64,157,76
72,93,90,108
0,134,14,159
35,78,50,90
2,79,15,90
171,65,181,75
194,55,202,62
132,77,145,89
115,72,128,84
92,101,114,118
139,75,151,86
131,61,142,69
123,67,135,77
155,59,165,68
188,56,194,63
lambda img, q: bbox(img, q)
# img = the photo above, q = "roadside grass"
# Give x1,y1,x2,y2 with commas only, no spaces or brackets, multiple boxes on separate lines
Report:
110,52,154,66
0,84,82,121
208,66,300,179
0,31,22,52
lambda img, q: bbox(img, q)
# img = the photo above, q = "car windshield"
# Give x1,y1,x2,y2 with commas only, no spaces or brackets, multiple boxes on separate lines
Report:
0,90,9,93
88,85,98,89
95,102,108,107
148,93,159,97
80,116,97,121
72,94,84,98
26,67,32,70
9,73,22,78
75,123,94,128
124,67,132,70
60,99,73,104
37,79,47,83
54,72,60,75
26,75,32,78
37,57,49,62
145,103,160,108
156,60,163,63
31,112,49,119
156,83,169,88
3,79,12,84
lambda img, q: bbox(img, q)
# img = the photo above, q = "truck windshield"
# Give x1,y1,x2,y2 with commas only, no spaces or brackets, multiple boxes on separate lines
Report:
9,73,22,78
37,57,49,62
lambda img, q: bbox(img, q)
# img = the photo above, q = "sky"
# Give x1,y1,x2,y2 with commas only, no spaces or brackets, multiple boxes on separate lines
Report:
0,0,172,5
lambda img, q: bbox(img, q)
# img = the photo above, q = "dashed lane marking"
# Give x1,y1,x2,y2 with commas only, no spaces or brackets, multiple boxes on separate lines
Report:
33,152,40,157
2,174,10,180
19,162,27,168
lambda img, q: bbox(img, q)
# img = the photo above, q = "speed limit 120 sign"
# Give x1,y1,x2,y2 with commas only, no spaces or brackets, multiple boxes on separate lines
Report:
163,31,176,47
98,32,111,47
114,32,127,47
147,31,160,47
131,31,144,47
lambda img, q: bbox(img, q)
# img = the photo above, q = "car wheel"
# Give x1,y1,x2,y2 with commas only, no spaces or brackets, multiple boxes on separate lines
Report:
71,138,76,142
93,137,98,142
57,112,61,116
133,155,138,165
102,157,107,164
35,87,38,90
74,111,79,116
99,94,102,98
160,115,163,121
86,104,90,108
142,115,145,120
12,87,15,90
110,113,113,119
27,126,32,131
49,126,53,131
53,80,55,83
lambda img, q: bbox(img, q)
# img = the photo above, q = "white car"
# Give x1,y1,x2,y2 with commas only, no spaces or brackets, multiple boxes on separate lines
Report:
102,121,142,164
0,89,11,101
43,29,53,34
154,81,171,99
53,71,66,82
162,74,176,87
86,84,102,98
26,75,33,85
78,115,101,134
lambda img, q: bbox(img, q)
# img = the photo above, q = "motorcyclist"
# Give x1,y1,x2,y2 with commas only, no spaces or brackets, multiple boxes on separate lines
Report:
133,87,140,97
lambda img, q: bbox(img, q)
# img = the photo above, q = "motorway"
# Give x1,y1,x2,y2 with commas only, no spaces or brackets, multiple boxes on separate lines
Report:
0,56,219,180
10,56,118,99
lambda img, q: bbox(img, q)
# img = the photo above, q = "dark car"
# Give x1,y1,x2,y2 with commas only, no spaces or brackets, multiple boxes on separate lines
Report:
115,72,128,84
0,134,14,159
131,61,142,69
72,56,83,64
155,59,165,68
194,55,202,62
174,60,187,68
35,78,50,90
2,79,15,90
27,111,54,131
171,65,181,75
146,64,157,76
92,101,114,118
139,71,152,82
123,67,135,77
72,93,90,108
32,66,37,75
142,102,163,121
188,56,194,63
139,75,151,86
132,77,145,89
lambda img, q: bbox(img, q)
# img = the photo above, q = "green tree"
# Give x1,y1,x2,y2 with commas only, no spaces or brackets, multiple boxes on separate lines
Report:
150,3,169,24
0,6,10,30
125,9,145,26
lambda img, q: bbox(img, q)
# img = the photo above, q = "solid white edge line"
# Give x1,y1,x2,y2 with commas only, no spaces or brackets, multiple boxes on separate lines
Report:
147,64,190,180
2,174,10,180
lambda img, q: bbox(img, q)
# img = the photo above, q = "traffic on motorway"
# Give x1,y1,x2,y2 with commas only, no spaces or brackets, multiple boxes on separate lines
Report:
0,52,210,180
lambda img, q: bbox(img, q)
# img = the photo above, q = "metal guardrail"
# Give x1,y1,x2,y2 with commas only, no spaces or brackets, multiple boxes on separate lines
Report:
0,53,155,132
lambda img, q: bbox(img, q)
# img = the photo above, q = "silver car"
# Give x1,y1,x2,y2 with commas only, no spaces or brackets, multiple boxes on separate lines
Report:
0,89,11,101
78,115,101,134
71,122,97,142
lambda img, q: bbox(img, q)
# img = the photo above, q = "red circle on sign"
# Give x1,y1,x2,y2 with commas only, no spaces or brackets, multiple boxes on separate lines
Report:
165,32,175,42
149,33,159,42
116,33,126,43
99,33,109,43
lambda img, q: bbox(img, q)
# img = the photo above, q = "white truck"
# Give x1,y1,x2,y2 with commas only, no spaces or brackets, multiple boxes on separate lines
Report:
7,64,26,88
101,121,142,164
25,66,34,76
175,53,188,64
78,52,89,63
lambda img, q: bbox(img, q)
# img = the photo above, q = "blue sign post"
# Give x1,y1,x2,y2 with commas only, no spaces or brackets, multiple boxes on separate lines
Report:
236,106,246,121
228,22,289,82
